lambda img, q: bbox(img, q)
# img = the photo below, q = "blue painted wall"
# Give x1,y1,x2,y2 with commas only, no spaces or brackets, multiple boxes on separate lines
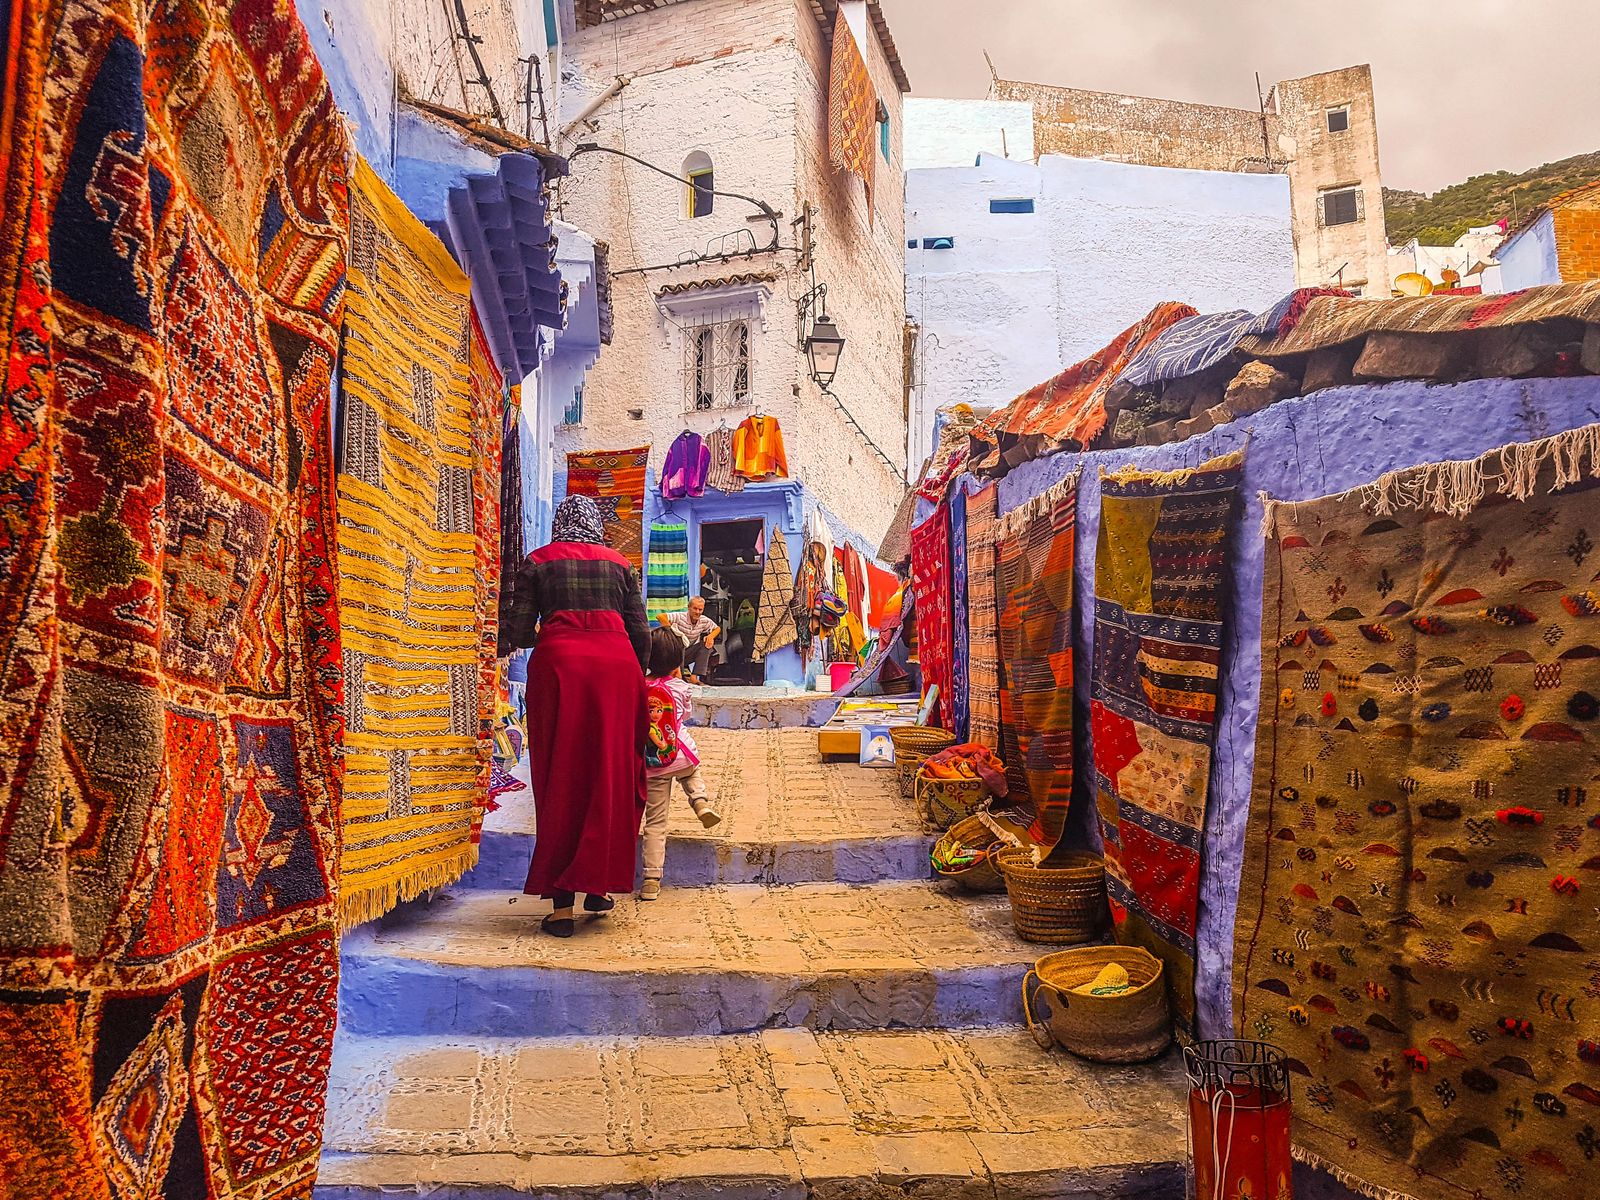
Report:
296,0,395,177
1497,210,1561,291
985,374,1600,1042
977,375,1600,1197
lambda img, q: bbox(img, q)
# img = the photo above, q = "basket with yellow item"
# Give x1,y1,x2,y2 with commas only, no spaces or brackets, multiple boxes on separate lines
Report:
993,847,1107,944
890,726,955,799
930,807,1034,892
1021,946,1171,1063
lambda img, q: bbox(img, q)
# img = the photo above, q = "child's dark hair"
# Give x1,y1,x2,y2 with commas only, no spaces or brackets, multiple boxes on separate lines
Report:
648,627,683,677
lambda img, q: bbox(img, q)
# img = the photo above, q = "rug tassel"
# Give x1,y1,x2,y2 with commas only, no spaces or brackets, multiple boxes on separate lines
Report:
997,469,1079,538
1290,1144,1419,1200
1355,420,1600,519
337,844,482,931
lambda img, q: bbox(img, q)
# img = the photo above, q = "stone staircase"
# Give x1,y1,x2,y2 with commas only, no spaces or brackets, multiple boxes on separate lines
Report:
316,728,1188,1198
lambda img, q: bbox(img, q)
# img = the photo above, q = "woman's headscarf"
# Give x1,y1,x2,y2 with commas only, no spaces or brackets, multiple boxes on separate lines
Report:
552,494,607,545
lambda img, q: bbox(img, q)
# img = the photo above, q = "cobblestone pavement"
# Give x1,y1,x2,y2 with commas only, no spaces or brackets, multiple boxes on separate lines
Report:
486,728,917,844
321,1028,1185,1197
320,723,1188,1197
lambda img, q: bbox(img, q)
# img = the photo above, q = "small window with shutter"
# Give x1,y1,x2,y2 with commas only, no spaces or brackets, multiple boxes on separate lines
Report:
1320,186,1361,227
1326,106,1350,133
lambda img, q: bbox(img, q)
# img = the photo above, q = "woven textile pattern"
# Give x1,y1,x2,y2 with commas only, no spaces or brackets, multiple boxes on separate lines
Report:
910,504,954,730
950,488,971,740
467,317,504,844
826,11,877,217
338,158,484,926
0,1,348,1195
705,426,745,494
1240,279,1600,359
966,484,1003,748
995,477,1078,847
646,522,690,621
753,526,797,661
1235,440,1600,1200
496,386,525,636
567,447,649,570
1092,451,1241,1039
971,303,1196,474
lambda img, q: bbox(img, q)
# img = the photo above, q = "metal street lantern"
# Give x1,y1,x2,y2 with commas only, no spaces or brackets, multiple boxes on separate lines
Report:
805,313,845,389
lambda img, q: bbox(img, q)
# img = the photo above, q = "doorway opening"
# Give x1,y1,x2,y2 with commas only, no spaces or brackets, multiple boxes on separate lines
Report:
698,518,765,686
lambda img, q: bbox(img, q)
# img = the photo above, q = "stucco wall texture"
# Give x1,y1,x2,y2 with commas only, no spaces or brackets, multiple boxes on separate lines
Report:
997,65,1388,293
905,153,1294,461
555,0,909,544
902,97,1035,171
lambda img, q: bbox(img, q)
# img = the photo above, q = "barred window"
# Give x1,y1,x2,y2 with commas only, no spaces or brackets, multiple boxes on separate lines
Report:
683,317,751,412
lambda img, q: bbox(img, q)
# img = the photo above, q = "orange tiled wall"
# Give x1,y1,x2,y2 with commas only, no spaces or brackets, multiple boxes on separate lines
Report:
1554,195,1600,281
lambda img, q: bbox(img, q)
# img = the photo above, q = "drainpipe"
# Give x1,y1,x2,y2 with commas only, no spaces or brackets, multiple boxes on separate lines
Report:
560,74,631,142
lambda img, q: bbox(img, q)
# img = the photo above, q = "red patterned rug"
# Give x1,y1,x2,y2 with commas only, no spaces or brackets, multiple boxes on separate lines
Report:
0,2,348,1196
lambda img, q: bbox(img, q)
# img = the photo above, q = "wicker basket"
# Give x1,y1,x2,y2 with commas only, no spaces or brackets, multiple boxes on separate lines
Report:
994,847,1108,945
931,814,1005,892
914,772,988,830
891,727,956,799
1023,946,1172,1063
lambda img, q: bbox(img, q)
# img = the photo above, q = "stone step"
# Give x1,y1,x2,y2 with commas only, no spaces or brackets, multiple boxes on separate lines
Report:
316,1027,1186,1199
339,882,1036,1038
471,729,933,889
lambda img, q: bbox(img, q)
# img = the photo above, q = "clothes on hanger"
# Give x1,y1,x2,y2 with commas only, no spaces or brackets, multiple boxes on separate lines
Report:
732,413,788,480
705,425,745,494
660,429,710,499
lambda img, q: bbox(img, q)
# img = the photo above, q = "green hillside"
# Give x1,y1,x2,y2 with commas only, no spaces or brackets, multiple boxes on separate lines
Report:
1384,150,1600,245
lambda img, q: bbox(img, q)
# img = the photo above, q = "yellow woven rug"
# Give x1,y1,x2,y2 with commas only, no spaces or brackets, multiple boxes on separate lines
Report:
336,158,484,926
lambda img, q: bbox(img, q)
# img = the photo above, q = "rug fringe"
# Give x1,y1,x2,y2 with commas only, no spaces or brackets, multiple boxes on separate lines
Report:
1290,1144,1420,1200
337,843,481,931
1360,418,1600,518
997,469,1079,538
1101,445,1247,488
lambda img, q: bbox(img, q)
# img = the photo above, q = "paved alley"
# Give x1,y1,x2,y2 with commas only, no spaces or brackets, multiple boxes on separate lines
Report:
317,727,1186,1198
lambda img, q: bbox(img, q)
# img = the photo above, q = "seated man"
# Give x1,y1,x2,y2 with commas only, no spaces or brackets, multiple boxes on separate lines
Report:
657,596,720,684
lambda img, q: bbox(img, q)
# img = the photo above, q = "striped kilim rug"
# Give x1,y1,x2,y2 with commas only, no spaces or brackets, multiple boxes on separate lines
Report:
336,157,487,926
646,521,689,620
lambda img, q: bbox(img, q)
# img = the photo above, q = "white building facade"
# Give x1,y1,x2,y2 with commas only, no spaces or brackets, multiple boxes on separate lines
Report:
904,101,1296,464
549,0,911,547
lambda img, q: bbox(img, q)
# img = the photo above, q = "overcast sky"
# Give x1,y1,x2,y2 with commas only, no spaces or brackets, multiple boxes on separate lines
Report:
877,0,1600,193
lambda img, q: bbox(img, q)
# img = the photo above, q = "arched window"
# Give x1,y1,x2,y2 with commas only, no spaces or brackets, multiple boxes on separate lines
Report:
728,320,749,402
683,150,714,219
693,327,715,410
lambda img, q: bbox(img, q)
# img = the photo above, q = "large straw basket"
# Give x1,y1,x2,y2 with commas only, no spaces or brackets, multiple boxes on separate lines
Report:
994,848,1107,944
914,772,988,830
1022,946,1171,1063
931,814,1005,892
891,727,955,799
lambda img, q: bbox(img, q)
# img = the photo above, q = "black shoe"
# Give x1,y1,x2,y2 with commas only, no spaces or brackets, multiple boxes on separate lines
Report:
583,894,615,914
541,913,575,938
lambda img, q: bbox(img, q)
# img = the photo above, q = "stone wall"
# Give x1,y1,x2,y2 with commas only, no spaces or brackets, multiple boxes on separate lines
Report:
556,0,907,542
1270,65,1388,294
997,66,1389,293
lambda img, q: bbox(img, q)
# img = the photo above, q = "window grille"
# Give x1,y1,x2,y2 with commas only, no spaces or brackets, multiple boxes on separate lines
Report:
681,315,752,412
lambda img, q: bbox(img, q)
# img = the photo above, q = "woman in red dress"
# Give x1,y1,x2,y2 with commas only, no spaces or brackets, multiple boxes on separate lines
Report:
502,496,650,936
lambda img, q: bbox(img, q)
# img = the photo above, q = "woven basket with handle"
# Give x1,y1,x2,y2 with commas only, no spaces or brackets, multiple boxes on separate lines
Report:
890,727,955,799
913,772,988,830
1022,946,1171,1063
994,847,1107,944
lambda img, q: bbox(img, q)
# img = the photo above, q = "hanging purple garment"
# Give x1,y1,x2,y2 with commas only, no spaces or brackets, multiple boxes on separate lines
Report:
661,430,710,499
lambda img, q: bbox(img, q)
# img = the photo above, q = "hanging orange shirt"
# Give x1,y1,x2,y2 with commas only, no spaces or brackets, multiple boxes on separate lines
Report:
732,415,788,480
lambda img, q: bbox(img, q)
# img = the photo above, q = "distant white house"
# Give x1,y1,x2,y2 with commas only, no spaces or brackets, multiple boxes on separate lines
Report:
903,101,1296,464
1387,225,1505,295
